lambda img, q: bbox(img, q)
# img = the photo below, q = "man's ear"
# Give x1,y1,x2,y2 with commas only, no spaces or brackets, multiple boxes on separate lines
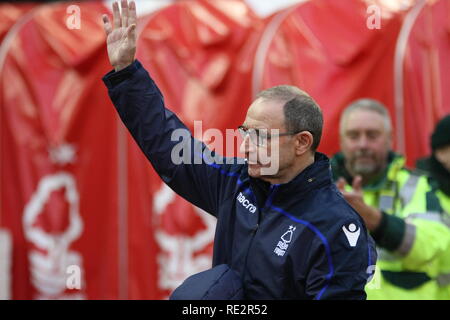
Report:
295,131,313,156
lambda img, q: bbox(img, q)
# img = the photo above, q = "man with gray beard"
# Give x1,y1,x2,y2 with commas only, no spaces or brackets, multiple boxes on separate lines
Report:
331,99,450,299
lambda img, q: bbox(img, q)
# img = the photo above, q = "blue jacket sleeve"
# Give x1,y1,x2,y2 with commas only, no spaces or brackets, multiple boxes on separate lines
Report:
302,219,377,300
102,60,239,216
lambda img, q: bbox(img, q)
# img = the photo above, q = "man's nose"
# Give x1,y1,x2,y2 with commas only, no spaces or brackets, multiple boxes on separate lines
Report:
239,134,256,155
356,135,369,149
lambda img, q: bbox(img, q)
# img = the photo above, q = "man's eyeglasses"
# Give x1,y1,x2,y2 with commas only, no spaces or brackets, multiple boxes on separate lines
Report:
238,126,302,147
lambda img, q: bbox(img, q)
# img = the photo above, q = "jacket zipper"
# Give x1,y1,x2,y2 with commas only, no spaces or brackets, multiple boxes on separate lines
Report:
242,185,279,289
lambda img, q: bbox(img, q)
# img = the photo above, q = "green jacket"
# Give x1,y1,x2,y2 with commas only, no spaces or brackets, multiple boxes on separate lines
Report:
331,152,450,300
416,156,450,299
416,155,450,213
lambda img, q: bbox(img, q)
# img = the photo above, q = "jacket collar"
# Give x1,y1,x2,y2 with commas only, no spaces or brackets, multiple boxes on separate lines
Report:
422,155,450,196
247,152,332,206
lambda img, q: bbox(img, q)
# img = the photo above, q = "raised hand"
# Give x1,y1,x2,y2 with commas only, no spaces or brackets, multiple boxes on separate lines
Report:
337,176,382,231
102,0,137,72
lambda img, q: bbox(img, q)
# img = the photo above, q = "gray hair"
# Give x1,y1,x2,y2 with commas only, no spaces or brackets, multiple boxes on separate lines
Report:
256,85,323,151
340,98,392,135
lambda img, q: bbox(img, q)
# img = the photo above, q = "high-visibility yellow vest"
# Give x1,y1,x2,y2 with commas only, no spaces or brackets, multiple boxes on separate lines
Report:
434,190,450,300
331,152,450,300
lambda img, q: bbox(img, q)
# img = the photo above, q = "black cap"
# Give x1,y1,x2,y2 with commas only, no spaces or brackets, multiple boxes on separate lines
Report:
431,114,450,150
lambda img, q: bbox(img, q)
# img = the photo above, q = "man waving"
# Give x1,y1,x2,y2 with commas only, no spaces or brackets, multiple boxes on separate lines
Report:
102,0,376,299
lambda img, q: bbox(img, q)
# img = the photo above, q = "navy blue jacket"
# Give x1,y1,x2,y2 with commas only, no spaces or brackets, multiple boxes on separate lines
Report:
103,60,377,300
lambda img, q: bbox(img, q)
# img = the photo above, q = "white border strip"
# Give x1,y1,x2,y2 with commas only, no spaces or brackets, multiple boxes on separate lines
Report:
117,120,128,299
251,8,295,99
115,6,167,299
0,7,39,226
393,0,427,154
0,229,12,300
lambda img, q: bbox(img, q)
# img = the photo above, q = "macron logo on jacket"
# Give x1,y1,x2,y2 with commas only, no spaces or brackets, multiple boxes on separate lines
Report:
342,223,360,247
237,192,257,214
